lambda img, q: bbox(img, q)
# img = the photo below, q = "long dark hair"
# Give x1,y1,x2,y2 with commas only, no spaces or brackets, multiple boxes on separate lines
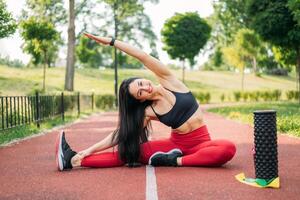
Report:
111,77,152,166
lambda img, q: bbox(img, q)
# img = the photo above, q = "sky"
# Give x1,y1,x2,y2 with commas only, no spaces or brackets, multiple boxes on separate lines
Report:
0,0,214,66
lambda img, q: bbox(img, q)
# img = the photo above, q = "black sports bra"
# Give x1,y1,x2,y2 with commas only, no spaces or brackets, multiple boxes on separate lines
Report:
150,88,199,129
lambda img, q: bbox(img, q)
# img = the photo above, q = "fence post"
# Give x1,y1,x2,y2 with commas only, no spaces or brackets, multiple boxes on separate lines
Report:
61,92,64,122
92,92,94,111
35,92,40,128
1,97,4,130
77,92,80,116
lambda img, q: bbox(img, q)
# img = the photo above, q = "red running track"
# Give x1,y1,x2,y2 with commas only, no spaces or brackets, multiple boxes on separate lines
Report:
0,110,300,200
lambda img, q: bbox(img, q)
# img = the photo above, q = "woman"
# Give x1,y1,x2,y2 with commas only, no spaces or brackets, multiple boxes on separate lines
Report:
55,33,236,171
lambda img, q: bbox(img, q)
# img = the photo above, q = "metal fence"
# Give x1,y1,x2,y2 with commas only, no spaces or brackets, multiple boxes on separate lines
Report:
0,92,95,131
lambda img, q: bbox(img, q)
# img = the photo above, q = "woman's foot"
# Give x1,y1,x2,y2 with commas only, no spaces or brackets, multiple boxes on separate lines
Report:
149,149,183,167
55,130,77,171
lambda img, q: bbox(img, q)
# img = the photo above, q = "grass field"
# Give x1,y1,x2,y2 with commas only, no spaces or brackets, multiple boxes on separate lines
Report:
208,102,300,137
0,65,297,102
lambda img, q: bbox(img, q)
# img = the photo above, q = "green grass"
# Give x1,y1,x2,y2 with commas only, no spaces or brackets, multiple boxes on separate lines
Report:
0,109,101,145
208,102,300,137
0,65,297,102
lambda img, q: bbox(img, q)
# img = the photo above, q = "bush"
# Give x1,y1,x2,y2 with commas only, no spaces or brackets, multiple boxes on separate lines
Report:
286,90,300,101
0,55,25,68
261,91,273,101
272,90,281,101
233,91,242,102
95,94,116,110
242,92,249,102
193,92,211,104
220,94,225,102
266,68,288,76
232,90,282,102
248,91,259,101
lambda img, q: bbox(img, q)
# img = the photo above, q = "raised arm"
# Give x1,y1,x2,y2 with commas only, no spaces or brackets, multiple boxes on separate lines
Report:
84,33,173,79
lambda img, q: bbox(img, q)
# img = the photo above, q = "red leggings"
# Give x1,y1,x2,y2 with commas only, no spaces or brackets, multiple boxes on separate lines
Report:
81,125,236,168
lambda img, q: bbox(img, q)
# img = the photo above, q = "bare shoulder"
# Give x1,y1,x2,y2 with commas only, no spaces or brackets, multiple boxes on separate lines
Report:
145,105,158,121
157,75,189,93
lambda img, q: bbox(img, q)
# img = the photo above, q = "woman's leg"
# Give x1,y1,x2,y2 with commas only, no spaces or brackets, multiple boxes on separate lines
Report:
80,151,125,168
180,139,236,167
74,138,179,168
139,139,179,164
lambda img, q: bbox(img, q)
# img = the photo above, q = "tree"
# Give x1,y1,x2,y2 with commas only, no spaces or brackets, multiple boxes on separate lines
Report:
96,0,159,106
21,0,65,68
76,35,103,68
0,0,17,38
235,28,263,74
161,12,211,82
222,45,247,91
247,0,300,102
20,17,59,92
22,0,66,25
272,46,297,69
210,0,250,46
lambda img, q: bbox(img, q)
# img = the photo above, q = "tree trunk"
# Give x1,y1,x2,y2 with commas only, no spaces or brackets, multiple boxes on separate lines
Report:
43,56,46,92
113,2,119,107
297,49,300,104
182,60,185,83
241,66,245,91
65,0,75,91
252,56,257,75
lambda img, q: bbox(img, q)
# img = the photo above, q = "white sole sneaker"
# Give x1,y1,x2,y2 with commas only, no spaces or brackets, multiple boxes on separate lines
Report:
148,148,182,165
55,130,64,171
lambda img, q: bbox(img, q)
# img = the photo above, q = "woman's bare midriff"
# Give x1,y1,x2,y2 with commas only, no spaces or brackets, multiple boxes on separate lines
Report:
171,107,205,134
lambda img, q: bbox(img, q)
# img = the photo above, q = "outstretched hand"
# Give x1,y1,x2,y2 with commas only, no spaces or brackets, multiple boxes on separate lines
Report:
83,32,111,46
77,148,93,158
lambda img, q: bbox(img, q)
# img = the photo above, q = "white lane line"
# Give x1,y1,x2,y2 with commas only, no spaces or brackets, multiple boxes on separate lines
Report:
146,165,158,200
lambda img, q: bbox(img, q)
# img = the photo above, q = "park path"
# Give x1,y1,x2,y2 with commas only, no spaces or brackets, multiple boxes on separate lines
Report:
0,108,299,200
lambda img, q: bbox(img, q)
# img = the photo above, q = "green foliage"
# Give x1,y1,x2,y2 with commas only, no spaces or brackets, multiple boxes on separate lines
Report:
247,0,300,102
22,0,66,25
272,46,297,68
97,0,159,68
233,91,242,102
208,102,300,137
288,0,300,25
212,47,223,68
241,92,249,102
273,90,282,101
220,94,225,102
248,91,259,101
286,90,300,101
193,92,211,104
21,0,64,67
95,94,116,110
211,0,250,45
0,0,17,38
223,28,264,73
76,36,103,68
20,17,60,67
233,90,283,102
236,29,261,58
0,55,25,68
58,95,77,112
247,0,299,49
161,12,211,66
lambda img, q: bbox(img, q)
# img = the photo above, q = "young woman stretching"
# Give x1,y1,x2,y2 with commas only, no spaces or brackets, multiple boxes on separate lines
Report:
55,33,236,171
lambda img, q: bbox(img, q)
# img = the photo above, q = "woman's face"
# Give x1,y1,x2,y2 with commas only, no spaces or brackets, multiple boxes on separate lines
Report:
128,78,154,101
